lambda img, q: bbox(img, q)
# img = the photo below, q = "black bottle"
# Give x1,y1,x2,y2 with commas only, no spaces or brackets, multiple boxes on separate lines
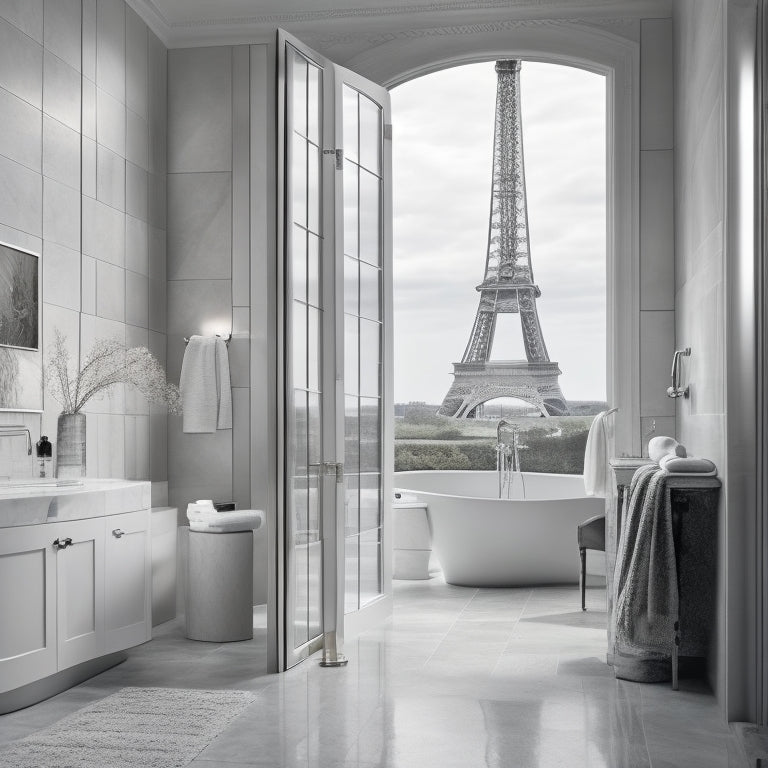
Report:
36,436,52,478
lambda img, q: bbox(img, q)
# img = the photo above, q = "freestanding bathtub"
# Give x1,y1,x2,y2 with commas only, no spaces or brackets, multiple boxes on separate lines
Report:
395,471,605,586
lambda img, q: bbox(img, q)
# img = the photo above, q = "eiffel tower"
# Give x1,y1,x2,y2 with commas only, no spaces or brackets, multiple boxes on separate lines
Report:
438,60,569,419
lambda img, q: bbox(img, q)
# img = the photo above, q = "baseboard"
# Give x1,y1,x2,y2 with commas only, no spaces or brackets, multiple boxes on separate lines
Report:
731,722,768,768
0,652,127,715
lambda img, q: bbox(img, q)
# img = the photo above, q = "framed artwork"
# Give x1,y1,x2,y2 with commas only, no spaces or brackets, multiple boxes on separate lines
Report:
0,241,42,411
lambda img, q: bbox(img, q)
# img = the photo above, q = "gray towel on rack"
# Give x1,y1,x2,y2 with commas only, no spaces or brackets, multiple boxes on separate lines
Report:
613,463,677,679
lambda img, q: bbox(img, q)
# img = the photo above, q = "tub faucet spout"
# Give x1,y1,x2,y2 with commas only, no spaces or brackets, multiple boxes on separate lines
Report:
496,420,526,498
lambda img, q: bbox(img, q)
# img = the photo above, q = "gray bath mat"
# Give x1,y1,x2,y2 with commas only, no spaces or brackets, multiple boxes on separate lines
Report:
1,686,258,767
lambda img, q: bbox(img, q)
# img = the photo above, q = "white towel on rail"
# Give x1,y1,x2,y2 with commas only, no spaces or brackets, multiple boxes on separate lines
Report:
583,410,613,497
180,336,217,433
180,335,232,433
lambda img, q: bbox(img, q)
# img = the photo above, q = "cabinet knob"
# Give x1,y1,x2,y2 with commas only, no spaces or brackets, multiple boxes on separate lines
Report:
53,537,72,550
112,529,125,538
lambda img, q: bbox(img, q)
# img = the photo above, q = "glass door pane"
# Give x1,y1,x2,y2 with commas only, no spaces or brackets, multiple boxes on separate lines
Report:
284,44,325,666
341,84,385,613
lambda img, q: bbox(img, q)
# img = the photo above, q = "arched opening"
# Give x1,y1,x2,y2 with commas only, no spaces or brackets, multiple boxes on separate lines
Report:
391,59,606,474
344,24,639,457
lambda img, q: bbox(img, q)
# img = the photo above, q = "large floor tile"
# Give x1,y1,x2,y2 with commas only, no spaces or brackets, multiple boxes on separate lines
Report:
0,575,740,768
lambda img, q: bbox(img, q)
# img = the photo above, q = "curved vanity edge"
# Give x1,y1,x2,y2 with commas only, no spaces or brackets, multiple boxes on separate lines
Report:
0,480,151,528
0,651,128,715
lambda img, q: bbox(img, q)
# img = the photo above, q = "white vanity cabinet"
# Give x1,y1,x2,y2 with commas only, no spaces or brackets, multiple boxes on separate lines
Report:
105,510,152,653
0,491,151,711
0,523,58,692
56,517,106,671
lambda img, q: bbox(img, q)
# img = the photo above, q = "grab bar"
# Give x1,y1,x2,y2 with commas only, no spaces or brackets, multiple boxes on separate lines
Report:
666,348,690,399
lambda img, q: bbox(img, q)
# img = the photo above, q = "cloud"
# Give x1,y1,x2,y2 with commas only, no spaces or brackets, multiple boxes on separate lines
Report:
391,61,607,404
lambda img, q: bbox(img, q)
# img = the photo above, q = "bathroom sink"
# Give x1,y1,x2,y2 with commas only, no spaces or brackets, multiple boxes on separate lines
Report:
0,478,83,489
0,479,83,525
0,478,151,528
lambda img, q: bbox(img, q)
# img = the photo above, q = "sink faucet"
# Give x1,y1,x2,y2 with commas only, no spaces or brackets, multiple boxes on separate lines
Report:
0,425,32,455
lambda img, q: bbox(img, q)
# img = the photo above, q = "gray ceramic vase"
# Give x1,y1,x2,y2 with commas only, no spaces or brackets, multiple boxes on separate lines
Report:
56,412,86,478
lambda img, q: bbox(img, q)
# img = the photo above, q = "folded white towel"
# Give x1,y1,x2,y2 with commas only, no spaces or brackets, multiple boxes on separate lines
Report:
215,336,232,430
189,509,263,533
583,410,613,497
180,336,218,433
187,499,215,517
659,455,717,475
648,435,687,463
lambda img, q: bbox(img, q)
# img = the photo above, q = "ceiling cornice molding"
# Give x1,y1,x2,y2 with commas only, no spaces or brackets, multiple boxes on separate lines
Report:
130,0,669,48
125,0,172,45
166,0,664,28
315,15,639,51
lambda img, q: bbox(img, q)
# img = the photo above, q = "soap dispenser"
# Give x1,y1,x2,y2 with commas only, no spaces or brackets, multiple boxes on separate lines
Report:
36,436,52,478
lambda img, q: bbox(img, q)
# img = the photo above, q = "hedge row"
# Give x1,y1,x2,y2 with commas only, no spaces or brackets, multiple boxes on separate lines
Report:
394,431,588,474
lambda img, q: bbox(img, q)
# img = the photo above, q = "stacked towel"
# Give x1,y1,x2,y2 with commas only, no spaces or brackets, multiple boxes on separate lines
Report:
659,455,717,475
179,335,232,433
186,500,263,533
583,410,614,497
613,464,676,681
647,435,686,462
648,435,717,475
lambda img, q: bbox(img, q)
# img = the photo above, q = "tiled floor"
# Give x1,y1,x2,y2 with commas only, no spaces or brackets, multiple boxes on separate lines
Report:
0,580,746,767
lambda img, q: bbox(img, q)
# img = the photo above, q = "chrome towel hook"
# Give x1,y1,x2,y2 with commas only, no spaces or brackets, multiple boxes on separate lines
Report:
667,347,691,399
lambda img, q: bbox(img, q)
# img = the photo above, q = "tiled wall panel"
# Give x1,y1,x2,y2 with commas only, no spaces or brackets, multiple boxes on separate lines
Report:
0,1,168,494
639,18,675,446
168,47,233,174
167,45,251,521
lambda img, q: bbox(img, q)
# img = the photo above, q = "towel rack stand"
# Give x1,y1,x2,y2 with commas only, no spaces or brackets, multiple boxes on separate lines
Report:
183,333,232,346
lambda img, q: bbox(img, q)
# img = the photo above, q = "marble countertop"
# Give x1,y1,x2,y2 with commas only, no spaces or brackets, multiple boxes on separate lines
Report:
0,479,152,528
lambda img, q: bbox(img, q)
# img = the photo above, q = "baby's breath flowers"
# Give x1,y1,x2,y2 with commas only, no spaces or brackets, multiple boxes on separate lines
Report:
45,330,181,414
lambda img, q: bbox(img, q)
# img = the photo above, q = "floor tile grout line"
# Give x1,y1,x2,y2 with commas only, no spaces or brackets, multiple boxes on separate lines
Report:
497,587,534,663
491,587,533,677
422,587,479,666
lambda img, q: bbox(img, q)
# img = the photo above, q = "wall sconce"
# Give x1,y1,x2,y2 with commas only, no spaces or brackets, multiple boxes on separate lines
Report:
666,347,690,399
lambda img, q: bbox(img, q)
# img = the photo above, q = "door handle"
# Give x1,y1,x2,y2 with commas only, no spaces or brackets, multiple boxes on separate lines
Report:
112,529,125,538
53,537,72,550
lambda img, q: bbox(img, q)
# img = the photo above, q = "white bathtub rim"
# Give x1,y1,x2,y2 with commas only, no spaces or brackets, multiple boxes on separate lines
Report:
395,470,593,503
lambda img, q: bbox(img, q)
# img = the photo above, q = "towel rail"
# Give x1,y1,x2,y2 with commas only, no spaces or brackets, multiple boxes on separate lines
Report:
183,333,232,346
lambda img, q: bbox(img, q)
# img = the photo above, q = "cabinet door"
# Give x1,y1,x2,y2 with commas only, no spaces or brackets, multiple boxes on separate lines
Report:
104,510,151,653
0,524,58,692
57,517,106,671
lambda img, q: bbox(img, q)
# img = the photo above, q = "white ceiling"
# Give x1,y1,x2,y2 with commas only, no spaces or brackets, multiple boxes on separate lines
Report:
130,0,672,47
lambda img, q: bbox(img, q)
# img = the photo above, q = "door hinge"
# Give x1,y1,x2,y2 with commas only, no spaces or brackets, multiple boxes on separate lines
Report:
384,123,393,141
323,148,344,170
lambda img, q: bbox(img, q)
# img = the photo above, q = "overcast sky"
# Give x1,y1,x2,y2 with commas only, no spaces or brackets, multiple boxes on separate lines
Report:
391,61,606,405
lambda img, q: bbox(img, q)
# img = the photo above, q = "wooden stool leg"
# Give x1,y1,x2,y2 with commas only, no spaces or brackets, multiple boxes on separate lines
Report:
580,547,587,611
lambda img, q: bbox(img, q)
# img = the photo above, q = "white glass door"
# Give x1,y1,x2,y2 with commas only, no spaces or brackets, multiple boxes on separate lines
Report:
279,32,391,670
280,37,328,668
337,74,391,618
